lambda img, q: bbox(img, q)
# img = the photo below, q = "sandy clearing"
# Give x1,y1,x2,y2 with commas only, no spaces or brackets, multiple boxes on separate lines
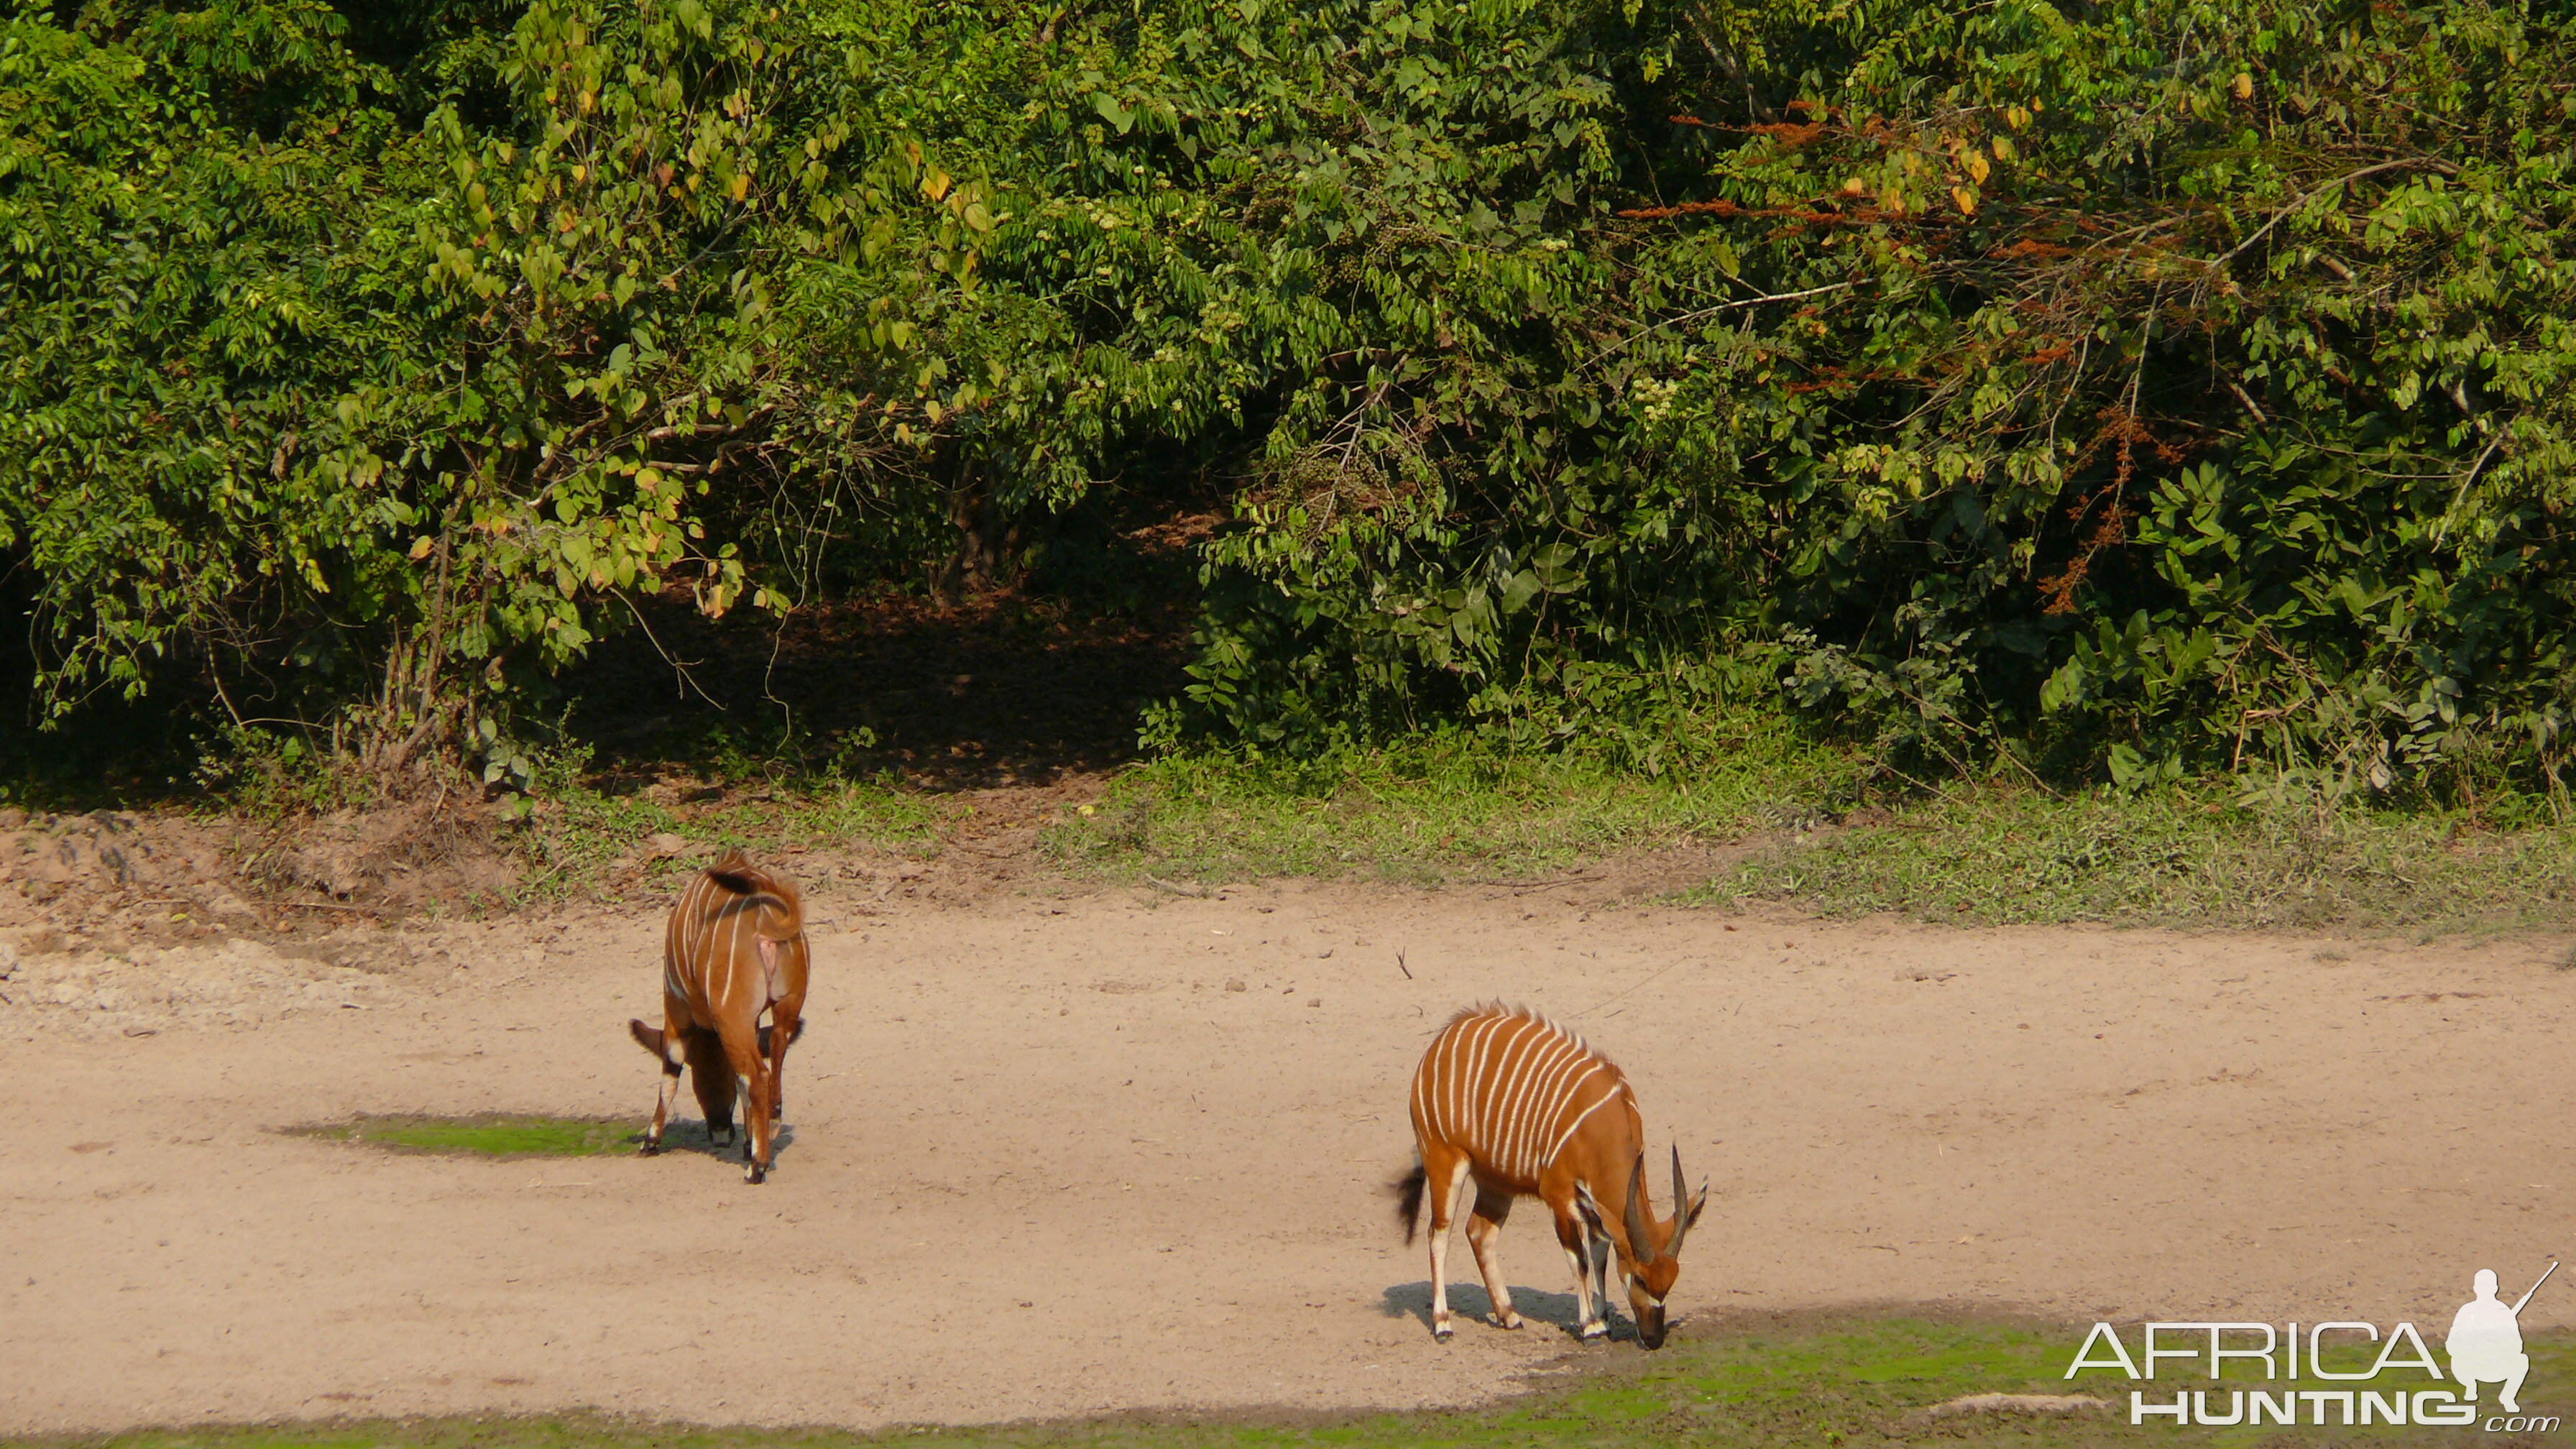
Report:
1,878,2571,1432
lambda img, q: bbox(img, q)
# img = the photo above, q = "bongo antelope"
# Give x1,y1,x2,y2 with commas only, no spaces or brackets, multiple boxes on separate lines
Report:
1394,1004,1706,1347
626,850,809,1182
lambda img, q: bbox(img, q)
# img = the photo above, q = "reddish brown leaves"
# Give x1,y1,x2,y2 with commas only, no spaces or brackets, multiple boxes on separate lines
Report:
1614,198,1901,226
2036,409,2194,614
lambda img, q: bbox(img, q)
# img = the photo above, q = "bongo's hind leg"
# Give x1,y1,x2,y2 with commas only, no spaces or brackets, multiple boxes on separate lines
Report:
761,1001,801,1123
1466,1184,1522,1330
714,1016,772,1183
631,1011,684,1155
1422,1148,1471,1340
684,1028,736,1146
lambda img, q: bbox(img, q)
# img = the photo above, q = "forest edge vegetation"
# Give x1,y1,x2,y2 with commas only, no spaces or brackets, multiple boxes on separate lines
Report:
4,0,2574,824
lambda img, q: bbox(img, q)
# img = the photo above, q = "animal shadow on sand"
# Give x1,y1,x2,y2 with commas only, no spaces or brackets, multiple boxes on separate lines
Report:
1381,1282,1641,1343
635,1118,799,1165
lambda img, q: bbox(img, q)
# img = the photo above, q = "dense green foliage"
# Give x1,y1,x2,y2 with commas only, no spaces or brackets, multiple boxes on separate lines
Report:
4,0,2572,796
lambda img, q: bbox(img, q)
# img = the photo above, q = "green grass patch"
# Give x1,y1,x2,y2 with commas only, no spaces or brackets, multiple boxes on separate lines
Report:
22,1315,2575,1448
1036,722,2576,935
505,776,947,905
288,1113,645,1158
1713,781,2576,934
1041,717,1862,886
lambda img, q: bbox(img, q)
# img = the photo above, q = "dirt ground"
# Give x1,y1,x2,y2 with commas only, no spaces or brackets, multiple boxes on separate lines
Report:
3,862,2573,1434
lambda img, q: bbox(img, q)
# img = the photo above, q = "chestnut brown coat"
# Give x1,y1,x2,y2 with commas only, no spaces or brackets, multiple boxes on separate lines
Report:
1394,1004,1706,1346
627,850,809,1182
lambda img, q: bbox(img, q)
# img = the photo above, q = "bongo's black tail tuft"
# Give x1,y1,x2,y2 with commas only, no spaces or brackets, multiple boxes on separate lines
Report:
1392,1162,1428,1245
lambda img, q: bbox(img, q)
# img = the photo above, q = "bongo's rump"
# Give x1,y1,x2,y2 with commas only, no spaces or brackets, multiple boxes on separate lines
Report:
627,850,811,1182
1398,1003,1706,1347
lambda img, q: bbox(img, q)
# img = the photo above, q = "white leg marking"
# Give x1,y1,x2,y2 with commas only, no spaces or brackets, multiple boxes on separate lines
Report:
1429,1157,1469,1338
1562,1238,1598,1334
1588,1230,1614,1327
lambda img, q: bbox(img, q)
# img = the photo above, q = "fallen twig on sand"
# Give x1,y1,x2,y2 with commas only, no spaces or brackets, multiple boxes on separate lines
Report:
1491,873,1604,895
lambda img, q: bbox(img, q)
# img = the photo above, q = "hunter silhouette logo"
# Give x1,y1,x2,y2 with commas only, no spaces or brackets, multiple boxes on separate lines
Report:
2449,1263,2553,1414
2065,1262,2559,1431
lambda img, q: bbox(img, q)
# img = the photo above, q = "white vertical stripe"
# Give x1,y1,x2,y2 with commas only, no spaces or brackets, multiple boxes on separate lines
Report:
1496,1025,1559,1179
1506,1036,1577,1179
1422,1025,1449,1144
1432,1016,1473,1139
1412,1008,1635,1199
1543,1067,1615,1166
1422,1046,1443,1139
1456,1015,1505,1151
1485,1019,1545,1177
1443,1016,1482,1146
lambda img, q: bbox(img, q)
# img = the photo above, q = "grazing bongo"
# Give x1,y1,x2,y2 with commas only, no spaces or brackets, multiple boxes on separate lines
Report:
1394,1004,1706,1346
626,850,809,1182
